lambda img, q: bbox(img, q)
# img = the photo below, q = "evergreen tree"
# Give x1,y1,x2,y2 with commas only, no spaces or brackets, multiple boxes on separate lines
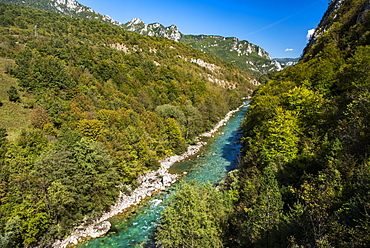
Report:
244,167,284,246
156,180,229,248
7,86,20,102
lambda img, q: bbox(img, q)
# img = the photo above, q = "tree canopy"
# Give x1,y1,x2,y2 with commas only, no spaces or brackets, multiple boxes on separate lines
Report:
0,2,255,247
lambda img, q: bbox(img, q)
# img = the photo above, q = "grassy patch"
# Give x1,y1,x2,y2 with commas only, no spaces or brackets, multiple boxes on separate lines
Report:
0,57,33,141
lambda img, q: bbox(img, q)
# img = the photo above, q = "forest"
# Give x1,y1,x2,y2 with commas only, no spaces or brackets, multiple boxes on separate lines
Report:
155,0,370,247
2,0,370,247
0,3,255,247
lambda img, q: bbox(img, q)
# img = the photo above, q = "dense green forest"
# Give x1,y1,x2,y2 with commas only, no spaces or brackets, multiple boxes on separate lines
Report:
180,35,276,82
0,0,119,26
3,0,370,247
156,0,370,247
0,3,255,247
0,0,282,83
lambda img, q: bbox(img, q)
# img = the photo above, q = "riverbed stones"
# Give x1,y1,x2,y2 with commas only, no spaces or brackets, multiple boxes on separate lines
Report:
52,103,246,248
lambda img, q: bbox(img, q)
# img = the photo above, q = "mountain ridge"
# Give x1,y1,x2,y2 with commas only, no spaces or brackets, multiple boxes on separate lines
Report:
0,0,297,80
0,0,120,25
122,18,182,42
123,17,298,77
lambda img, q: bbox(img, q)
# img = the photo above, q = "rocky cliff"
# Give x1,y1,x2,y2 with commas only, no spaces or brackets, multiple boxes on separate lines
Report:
123,18,298,78
123,18,182,42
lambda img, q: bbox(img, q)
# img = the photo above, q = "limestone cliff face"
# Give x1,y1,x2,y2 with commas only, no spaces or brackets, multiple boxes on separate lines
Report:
189,35,272,60
180,34,295,74
123,19,290,74
123,18,182,42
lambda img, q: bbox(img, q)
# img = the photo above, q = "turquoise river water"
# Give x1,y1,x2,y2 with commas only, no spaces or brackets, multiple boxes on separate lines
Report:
76,103,249,248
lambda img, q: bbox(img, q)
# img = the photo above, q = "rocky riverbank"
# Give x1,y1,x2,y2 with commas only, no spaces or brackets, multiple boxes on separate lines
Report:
52,103,246,248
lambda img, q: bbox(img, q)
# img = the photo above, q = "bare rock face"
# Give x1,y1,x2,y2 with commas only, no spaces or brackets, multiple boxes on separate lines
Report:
123,18,182,42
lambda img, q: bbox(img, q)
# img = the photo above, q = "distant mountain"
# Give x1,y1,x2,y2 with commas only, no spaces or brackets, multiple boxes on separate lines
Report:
122,18,182,42
180,35,278,75
0,0,121,25
273,58,299,68
0,0,295,80
124,18,290,77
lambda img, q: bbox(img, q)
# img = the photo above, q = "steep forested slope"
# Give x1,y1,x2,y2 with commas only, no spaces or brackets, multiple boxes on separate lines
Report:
0,0,120,26
0,3,255,247
228,0,370,247
0,0,285,81
180,35,279,81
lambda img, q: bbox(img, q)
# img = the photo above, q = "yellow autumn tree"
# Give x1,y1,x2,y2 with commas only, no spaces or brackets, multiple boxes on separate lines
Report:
77,119,106,141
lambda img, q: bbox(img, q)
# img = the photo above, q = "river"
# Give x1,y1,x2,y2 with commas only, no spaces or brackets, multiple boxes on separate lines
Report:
75,103,249,248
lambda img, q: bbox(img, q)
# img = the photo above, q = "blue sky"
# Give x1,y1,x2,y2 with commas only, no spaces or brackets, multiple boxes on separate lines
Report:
78,0,329,58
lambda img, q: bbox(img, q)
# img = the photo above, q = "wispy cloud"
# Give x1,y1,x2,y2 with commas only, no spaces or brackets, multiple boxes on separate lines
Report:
307,29,315,40
285,48,294,52
244,0,325,36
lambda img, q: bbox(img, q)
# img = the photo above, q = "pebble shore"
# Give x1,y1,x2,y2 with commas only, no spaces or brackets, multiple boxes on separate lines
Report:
52,103,246,248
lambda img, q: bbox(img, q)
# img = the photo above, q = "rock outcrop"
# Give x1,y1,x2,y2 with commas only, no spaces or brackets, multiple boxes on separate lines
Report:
123,18,182,42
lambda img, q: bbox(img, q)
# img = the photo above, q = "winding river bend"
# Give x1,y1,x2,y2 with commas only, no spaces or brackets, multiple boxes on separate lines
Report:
76,104,249,248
